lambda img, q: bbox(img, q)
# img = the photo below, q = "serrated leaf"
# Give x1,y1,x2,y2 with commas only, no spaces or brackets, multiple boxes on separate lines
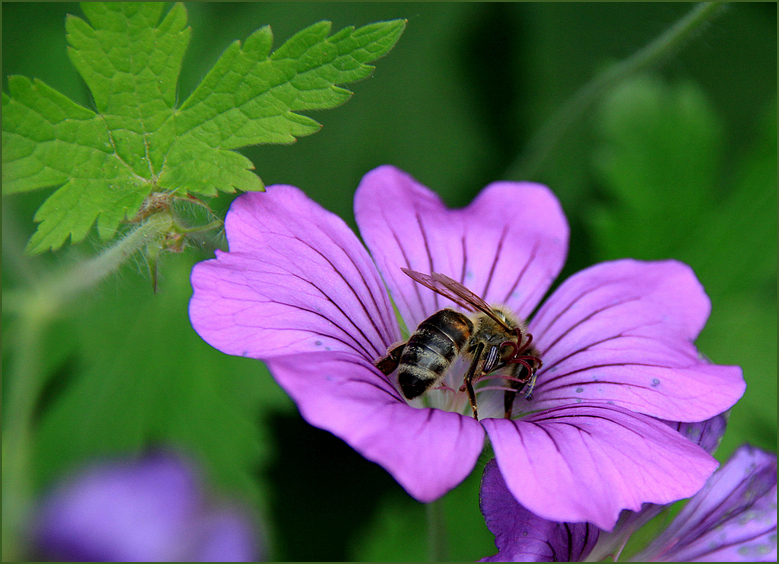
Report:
2,75,151,253
164,18,406,150
2,2,406,253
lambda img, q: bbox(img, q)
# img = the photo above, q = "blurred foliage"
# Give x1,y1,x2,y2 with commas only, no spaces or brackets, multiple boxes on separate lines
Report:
3,2,775,561
591,75,777,461
351,457,496,561
29,258,293,504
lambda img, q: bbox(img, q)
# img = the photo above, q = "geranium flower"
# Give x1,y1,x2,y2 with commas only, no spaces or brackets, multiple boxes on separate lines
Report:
587,413,730,561
479,438,777,561
633,444,777,562
30,451,261,562
189,165,745,529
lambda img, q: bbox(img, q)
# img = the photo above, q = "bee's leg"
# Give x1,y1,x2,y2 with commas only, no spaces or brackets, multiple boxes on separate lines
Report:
464,342,485,420
374,342,405,375
503,359,534,419
482,345,501,373
503,368,527,419
504,356,543,416
503,385,523,419
503,390,515,419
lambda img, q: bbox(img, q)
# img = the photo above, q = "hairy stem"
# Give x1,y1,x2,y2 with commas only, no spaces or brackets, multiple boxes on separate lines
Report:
1,214,173,560
48,214,174,303
506,2,726,180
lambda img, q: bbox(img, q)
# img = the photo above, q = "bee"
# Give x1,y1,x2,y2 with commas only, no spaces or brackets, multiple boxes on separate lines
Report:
374,268,541,420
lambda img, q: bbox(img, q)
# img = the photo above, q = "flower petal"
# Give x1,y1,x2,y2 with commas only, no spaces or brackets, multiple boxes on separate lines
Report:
635,445,777,562
665,412,729,455
31,452,259,562
482,403,719,531
588,413,731,561
32,453,199,561
190,185,400,362
354,165,569,328
266,352,485,503
527,259,745,422
194,507,262,562
479,459,599,562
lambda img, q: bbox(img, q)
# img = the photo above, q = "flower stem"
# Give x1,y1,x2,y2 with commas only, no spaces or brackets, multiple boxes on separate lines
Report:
1,214,173,560
426,498,449,562
53,214,175,302
505,2,727,180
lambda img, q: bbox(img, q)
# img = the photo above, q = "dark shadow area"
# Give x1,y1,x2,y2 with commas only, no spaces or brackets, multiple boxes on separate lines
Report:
262,410,401,561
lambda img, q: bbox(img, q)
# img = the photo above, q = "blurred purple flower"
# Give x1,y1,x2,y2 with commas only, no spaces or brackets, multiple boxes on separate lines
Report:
30,452,260,562
189,165,745,529
479,440,777,562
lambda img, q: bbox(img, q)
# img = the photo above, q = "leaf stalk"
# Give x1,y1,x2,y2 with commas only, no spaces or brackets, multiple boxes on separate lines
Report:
1,213,173,560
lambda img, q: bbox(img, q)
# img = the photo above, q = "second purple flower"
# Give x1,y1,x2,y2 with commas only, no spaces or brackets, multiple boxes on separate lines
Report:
189,165,745,529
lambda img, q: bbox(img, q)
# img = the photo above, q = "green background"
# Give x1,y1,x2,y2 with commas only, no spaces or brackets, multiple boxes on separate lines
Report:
3,3,776,560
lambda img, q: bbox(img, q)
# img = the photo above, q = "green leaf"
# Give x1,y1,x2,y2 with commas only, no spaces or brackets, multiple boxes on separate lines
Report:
591,75,776,297
681,97,777,298
2,2,406,253
590,74,722,261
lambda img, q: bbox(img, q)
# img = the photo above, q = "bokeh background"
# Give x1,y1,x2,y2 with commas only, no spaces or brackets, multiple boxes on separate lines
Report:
3,2,776,560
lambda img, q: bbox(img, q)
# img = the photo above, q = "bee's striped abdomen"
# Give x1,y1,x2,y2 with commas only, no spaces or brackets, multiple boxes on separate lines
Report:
398,309,472,399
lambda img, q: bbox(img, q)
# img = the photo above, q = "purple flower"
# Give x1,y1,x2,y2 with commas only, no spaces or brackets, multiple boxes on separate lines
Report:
189,165,745,529
634,445,777,562
479,442,777,562
30,452,260,562
589,413,731,560
479,458,601,562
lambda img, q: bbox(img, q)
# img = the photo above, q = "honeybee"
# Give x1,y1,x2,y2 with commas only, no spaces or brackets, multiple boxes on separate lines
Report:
374,268,541,420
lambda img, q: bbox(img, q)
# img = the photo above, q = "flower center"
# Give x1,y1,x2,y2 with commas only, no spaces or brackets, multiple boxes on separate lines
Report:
414,325,542,421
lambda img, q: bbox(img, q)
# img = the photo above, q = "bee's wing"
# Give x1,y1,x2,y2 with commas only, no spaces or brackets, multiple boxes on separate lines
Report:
401,268,510,329
402,268,477,311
